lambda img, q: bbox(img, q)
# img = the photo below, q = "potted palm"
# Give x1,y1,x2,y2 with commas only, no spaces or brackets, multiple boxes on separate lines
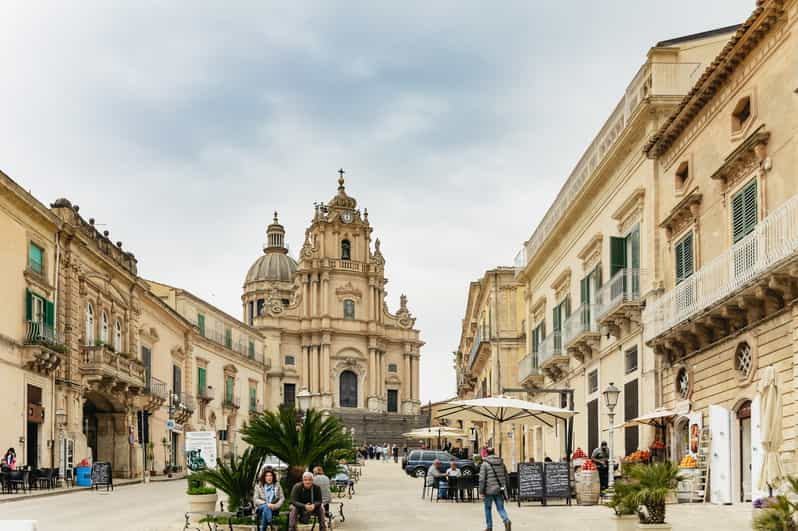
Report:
195,448,262,531
627,462,683,529
752,476,798,531
607,478,639,531
186,473,218,516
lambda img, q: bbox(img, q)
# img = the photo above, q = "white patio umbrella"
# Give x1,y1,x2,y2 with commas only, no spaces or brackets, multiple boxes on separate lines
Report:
758,366,785,492
402,427,469,439
434,395,575,458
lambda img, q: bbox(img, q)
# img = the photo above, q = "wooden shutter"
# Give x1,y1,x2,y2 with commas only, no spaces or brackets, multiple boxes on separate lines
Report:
197,367,206,394
25,288,33,321
197,314,205,336
552,306,561,332
624,379,640,454
587,399,599,454
248,340,255,357
610,236,627,276
732,180,758,243
580,276,589,305
627,226,641,269
564,297,571,318
675,232,694,283
173,365,182,396
44,300,55,329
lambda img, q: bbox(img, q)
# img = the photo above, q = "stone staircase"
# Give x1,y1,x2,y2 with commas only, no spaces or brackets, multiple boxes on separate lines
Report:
329,409,428,446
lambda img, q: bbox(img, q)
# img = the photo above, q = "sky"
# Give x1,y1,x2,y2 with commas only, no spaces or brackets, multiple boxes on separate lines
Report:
1,1,754,404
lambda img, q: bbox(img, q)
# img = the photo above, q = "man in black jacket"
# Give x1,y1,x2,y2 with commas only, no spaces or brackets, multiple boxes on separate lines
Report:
289,472,327,530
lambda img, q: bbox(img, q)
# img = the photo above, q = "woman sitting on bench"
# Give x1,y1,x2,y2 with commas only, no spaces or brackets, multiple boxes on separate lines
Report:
254,468,285,531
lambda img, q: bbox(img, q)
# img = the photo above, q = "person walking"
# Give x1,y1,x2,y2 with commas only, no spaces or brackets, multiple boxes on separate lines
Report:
254,468,285,531
382,444,389,462
592,441,610,491
479,448,511,531
392,444,399,463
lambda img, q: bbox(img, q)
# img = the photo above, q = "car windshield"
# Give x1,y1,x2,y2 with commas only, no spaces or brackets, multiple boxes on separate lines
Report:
437,452,454,461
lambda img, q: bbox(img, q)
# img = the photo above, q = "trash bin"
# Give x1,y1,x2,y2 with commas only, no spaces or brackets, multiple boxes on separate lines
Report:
75,466,92,487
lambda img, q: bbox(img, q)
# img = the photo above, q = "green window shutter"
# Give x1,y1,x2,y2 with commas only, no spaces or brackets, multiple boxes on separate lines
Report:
224,328,232,348
610,236,627,276
675,238,685,283
564,297,571,318
197,314,205,336
552,307,560,333
594,264,602,288
248,340,255,358
25,288,33,321
627,226,640,269
675,232,694,283
250,387,257,410
226,377,233,402
580,277,589,305
197,367,206,394
29,243,43,273
732,180,758,243
44,300,55,329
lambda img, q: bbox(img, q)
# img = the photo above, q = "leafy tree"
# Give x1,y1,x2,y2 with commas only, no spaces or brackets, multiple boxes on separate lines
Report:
243,407,353,488
195,447,262,511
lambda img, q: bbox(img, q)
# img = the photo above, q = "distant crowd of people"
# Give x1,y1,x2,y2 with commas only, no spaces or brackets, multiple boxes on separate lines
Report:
359,443,403,463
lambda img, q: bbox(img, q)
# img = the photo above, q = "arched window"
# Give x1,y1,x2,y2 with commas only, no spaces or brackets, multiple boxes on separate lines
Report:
100,311,109,344
85,303,94,346
341,239,351,261
340,370,358,408
114,320,123,353
343,299,355,320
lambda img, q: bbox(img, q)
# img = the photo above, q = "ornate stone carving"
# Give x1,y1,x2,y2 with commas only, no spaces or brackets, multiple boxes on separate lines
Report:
335,282,363,301
551,268,572,302
612,188,645,234
660,188,702,241
577,233,604,271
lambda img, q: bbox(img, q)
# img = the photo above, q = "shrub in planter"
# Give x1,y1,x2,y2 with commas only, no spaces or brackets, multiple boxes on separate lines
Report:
753,476,798,531
626,462,683,525
608,479,639,531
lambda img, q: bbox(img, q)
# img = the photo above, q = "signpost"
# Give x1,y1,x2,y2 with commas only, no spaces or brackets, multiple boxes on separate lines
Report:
185,431,217,471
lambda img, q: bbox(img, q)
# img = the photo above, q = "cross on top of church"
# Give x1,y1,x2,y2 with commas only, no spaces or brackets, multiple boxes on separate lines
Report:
338,168,346,189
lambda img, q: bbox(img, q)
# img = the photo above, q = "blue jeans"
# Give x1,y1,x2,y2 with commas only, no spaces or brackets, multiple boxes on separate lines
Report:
483,494,509,528
256,504,274,531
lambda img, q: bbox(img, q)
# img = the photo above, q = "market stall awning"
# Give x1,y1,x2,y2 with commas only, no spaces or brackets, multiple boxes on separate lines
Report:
627,408,680,427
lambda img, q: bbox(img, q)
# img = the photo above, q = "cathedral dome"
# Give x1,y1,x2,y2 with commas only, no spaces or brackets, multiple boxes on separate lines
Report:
245,253,297,284
244,212,298,285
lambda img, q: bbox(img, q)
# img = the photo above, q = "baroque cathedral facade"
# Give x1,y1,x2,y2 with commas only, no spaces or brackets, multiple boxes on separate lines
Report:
242,173,422,418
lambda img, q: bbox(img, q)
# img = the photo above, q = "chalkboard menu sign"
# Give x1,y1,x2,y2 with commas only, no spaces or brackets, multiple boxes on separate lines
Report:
91,461,114,491
517,462,544,504
544,462,570,500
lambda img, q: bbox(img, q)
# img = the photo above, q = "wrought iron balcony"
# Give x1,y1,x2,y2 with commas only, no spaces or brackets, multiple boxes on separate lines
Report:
596,268,645,338
222,396,241,410
22,321,66,374
563,304,601,362
518,353,544,387
80,345,146,391
644,194,798,359
141,377,167,413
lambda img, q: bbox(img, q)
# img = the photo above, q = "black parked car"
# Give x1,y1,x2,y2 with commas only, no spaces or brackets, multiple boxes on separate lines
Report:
403,450,477,478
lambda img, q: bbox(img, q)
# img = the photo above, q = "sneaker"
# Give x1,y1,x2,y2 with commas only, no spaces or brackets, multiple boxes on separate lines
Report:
504,520,512,531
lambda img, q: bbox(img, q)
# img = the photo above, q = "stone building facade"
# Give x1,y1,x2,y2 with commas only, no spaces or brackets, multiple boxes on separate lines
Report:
453,267,527,465
242,175,425,442
511,27,737,464
643,0,798,504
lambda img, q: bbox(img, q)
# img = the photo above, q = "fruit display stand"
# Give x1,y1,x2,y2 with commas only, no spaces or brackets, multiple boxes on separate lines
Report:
676,455,699,503
574,458,601,505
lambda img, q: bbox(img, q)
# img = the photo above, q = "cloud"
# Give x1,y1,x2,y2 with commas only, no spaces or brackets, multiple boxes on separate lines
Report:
1,0,754,403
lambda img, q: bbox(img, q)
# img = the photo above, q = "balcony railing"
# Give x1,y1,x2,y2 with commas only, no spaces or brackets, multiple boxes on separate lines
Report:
197,386,215,401
563,304,600,346
178,392,195,412
223,396,241,409
81,345,146,386
596,268,645,321
515,61,700,276
145,377,168,400
538,332,563,367
644,194,798,343
518,353,542,384
24,321,65,351
329,259,365,272
186,315,267,365
467,331,488,369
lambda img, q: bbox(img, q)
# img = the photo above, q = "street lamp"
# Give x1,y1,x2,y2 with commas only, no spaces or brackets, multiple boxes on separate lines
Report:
603,382,621,489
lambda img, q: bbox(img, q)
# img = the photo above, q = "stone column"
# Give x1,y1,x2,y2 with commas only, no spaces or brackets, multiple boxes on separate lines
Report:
402,354,411,402
321,272,329,316
302,345,310,390
310,345,320,394
310,274,318,317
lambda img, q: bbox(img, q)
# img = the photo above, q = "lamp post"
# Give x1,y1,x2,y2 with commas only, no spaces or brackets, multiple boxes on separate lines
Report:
603,382,621,489
296,388,312,429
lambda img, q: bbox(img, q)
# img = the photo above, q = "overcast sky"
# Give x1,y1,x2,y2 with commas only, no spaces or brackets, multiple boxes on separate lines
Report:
2,1,754,404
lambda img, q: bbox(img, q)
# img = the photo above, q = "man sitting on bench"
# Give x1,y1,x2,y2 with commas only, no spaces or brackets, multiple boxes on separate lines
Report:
289,472,327,531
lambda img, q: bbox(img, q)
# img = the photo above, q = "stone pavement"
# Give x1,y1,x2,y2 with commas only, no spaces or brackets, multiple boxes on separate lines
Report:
342,459,755,530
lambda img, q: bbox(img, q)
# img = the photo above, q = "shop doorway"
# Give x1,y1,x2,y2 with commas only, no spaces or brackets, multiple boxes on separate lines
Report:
26,421,39,468
737,401,752,502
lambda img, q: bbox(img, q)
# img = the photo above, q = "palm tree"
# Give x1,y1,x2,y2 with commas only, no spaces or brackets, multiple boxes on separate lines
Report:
752,476,798,531
196,447,263,511
627,462,683,524
243,407,353,487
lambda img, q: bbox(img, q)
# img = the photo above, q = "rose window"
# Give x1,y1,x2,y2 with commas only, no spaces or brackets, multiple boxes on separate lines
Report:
735,342,753,379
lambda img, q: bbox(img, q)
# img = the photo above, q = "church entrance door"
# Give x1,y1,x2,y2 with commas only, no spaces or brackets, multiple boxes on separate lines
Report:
340,371,358,408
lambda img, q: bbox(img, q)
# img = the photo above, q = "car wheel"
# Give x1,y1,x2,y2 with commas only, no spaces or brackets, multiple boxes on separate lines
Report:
414,467,426,478
461,467,474,476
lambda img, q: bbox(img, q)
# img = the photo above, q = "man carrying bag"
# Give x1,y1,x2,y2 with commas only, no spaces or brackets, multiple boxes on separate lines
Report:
479,448,512,531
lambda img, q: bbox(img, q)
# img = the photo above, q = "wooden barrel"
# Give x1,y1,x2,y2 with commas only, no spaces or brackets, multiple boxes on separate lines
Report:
575,468,601,505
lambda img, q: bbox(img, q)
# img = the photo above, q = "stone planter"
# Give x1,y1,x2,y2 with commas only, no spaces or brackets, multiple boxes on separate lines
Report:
613,514,637,531
636,523,672,530
187,492,218,515
229,525,256,531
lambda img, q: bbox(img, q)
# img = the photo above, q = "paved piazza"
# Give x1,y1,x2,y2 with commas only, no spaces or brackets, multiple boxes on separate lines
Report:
0,460,756,530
